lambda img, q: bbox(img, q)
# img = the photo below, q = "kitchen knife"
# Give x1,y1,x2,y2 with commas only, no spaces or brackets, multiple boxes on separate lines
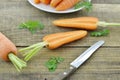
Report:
52,40,105,80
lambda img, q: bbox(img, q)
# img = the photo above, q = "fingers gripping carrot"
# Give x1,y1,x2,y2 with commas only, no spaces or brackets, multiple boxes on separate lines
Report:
19,30,87,61
0,32,26,71
53,17,120,30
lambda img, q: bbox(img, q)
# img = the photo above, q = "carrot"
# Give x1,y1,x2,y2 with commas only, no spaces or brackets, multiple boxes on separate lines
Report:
56,0,80,11
44,30,87,49
0,32,26,71
53,17,98,23
53,17,120,30
34,0,41,4
40,0,51,4
50,0,63,7
54,22,97,30
19,30,87,61
43,31,81,41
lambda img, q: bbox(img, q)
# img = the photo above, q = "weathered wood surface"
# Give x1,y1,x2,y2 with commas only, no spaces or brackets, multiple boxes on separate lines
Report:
0,0,120,80
0,48,120,80
0,1,120,46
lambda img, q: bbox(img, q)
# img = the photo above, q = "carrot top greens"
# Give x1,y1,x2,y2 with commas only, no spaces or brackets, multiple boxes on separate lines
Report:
90,29,110,37
19,42,47,61
8,53,27,72
74,0,92,11
45,57,64,72
19,21,44,34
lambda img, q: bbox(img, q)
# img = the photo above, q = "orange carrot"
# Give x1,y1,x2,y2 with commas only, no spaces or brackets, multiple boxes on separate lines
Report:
0,32,26,71
53,17,120,30
43,31,79,41
40,0,51,4
0,33,17,61
50,0,63,7
53,17,98,23
34,0,41,4
19,30,87,61
43,30,87,49
56,0,80,11
53,21,97,30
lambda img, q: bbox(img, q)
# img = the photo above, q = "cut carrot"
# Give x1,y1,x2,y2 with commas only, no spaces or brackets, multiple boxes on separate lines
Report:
50,0,63,7
44,30,87,49
40,0,51,4
53,17,120,30
0,32,26,71
53,21,97,30
56,0,80,11
19,30,87,61
34,0,41,4
43,31,80,41
53,17,98,23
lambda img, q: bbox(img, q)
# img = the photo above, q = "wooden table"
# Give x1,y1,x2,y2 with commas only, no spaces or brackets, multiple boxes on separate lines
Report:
0,0,120,80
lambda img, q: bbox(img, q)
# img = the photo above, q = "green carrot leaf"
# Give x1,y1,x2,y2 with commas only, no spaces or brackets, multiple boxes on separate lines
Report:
19,21,44,34
74,0,92,11
45,57,64,72
90,29,110,37
56,57,64,63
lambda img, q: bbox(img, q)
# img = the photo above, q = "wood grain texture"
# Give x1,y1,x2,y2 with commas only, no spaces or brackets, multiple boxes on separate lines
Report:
0,2,120,46
0,0,120,80
92,0,120,4
0,48,120,80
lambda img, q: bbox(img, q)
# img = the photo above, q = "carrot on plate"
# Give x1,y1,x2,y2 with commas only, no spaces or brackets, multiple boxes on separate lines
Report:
53,17,120,30
34,0,41,4
0,32,26,71
50,0,63,7
19,30,87,61
56,0,80,11
40,0,51,4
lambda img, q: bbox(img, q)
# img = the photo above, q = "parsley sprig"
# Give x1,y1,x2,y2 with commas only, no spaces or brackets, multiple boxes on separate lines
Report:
90,29,110,37
19,21,44,34
74,0,92,11
45,57,64,72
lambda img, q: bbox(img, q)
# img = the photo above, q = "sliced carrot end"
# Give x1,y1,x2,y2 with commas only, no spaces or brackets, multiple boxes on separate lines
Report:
41,0,51,5
34,0,41,4
50,0,63,7
55,0,80,11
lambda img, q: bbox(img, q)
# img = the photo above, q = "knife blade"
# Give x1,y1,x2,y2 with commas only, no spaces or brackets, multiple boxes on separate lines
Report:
52,40,105,80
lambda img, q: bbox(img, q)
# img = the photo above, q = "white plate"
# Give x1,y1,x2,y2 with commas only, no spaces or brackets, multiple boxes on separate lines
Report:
28,0,91,14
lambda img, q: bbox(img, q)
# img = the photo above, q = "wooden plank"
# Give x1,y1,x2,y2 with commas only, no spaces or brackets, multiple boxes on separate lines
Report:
92,0,120,4
0,47,119,80
0,0,120,4
0,0,120,80
0,2,120,46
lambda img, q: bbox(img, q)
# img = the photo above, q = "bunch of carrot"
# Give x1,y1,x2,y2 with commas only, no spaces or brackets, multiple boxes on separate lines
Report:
34,0,81,11
0,32,26,71
2,16,119,72
19,16,120,62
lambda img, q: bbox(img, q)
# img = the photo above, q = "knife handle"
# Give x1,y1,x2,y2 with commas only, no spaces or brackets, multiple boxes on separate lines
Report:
52,66,76,80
